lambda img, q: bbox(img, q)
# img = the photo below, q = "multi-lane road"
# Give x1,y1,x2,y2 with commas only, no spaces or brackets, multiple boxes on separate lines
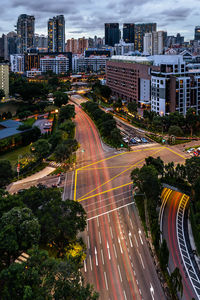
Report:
64,102,191,300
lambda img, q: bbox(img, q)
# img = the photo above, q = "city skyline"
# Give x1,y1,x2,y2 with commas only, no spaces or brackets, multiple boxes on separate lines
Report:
0,0,199,40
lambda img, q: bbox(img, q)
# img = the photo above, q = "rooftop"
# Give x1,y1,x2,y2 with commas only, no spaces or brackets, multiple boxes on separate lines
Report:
110,55,185,65
0,120,22,140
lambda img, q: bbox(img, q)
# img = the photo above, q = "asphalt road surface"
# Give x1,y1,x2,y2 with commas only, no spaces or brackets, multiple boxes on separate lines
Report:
64,103,189,300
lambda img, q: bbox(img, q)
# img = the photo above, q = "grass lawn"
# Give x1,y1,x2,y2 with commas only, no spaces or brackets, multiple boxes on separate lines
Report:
23,117,36,127
0,145,31,168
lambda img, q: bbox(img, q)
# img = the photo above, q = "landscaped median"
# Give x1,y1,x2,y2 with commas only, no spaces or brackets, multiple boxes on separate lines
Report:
81,101,125,149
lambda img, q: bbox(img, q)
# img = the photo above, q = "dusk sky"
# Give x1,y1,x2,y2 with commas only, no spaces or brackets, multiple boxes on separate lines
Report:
0,0,199,40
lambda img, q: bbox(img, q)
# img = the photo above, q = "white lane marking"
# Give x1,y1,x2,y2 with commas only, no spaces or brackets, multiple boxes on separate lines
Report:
101,249,105,265
134,235,139,247
89,254,92,271
95,247,98,266
139,289,142,295
87,236,90,249
87,221,88,231
123,290,127,300
84,259,87,272
113,243,117,258
118,237,123,254
150,283,154,300
104,271,109,290
97,217,99,227
107,214,110,223
118,265,122,282
129,218,133,229
107,241,111,260
99,231,102,244
138,229,143,245
128,231,133,247
127,206,130,215
110,226,113,239
87,201,135,221
137,250,145,269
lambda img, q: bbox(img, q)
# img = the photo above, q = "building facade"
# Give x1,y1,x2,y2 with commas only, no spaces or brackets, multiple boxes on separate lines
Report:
16,14,35,54
134,23,157,52
40,54,69,74
10,54,25,73
0,62,9,98
73,55,109,73
144,31,164,55
123,23,135,43
195,26,200,41
48,15,65,53
114,40,134,55
66,38,78,53
105,23,120,47
106,56,155,104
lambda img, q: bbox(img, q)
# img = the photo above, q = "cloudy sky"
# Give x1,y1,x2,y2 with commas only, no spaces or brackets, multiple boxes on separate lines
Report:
0,0,199,40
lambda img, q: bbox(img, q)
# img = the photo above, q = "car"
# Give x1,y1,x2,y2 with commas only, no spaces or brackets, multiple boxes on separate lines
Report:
37,183,47,190
187,148,195,153
134,137,141,143
130,138,137,144
141,137,148,143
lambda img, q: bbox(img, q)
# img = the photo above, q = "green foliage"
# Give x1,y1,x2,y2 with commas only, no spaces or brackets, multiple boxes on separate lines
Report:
53,91,68,107
185,156,200,185
82,101,123,148
59,120,75,138
127,101,137,114
0,207,40,268
18,124,32,131
168,125,183,137
159,239,169,271
31,139,51,159
54,139,78,162
0,89,5,101
58,104,75,124
170,268,183,298
49,130,63,150
0,160,13,187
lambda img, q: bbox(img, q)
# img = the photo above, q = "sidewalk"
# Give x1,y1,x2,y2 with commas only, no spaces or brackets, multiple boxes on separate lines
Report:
7,166,55,192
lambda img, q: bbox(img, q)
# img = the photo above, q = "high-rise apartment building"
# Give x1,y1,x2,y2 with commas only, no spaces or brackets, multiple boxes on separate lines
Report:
134,23,157,52
105,23,120,47
34,34,48,50
0,34,8,60
123,24,135,43
195,26,200,41
66,38,78,53
48,15,65,53
16,14,35,54
77,37,88,54
144,31,164,55
0,61,9,98
7,32,18,57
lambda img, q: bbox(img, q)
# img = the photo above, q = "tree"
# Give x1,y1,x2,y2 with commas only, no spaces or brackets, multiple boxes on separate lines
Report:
49,130,63,150
0,247,98,300
0,160,13,187
0,89,5,101
58,104,75,123
159,239,169,270
170,267,183,298
186,108,197,136
0,192,24,218
185,157,200,185
31,139,51,159
100,85,112,99
18,187,86,255
113,99,122,110
168,125,183,137
59,120,75,138
53,91,68,107
145,156,164,176
0,207,40,268
54,143,71,162
127,102,137,115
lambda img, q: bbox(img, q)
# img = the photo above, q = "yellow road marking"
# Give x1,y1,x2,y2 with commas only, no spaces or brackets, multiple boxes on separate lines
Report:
78,182,133,202
74,169,78,201
77,147,163,201
78,147,163,171
78,165,136,171
163,147,187,160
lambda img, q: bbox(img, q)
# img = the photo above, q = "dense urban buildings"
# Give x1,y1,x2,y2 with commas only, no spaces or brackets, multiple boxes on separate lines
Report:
195,26,200,41
144,31,165,55
114,40,134,55
73,55,109,73
34,34,48,51
16,14,35,54
40,54,69,74
105,23,120,46
134,23,157,52
48,15,65,53
123,23,135,43
0,61,9,98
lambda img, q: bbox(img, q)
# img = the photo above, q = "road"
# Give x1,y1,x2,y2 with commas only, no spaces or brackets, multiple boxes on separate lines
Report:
66,103,188,300
162,189,197,300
